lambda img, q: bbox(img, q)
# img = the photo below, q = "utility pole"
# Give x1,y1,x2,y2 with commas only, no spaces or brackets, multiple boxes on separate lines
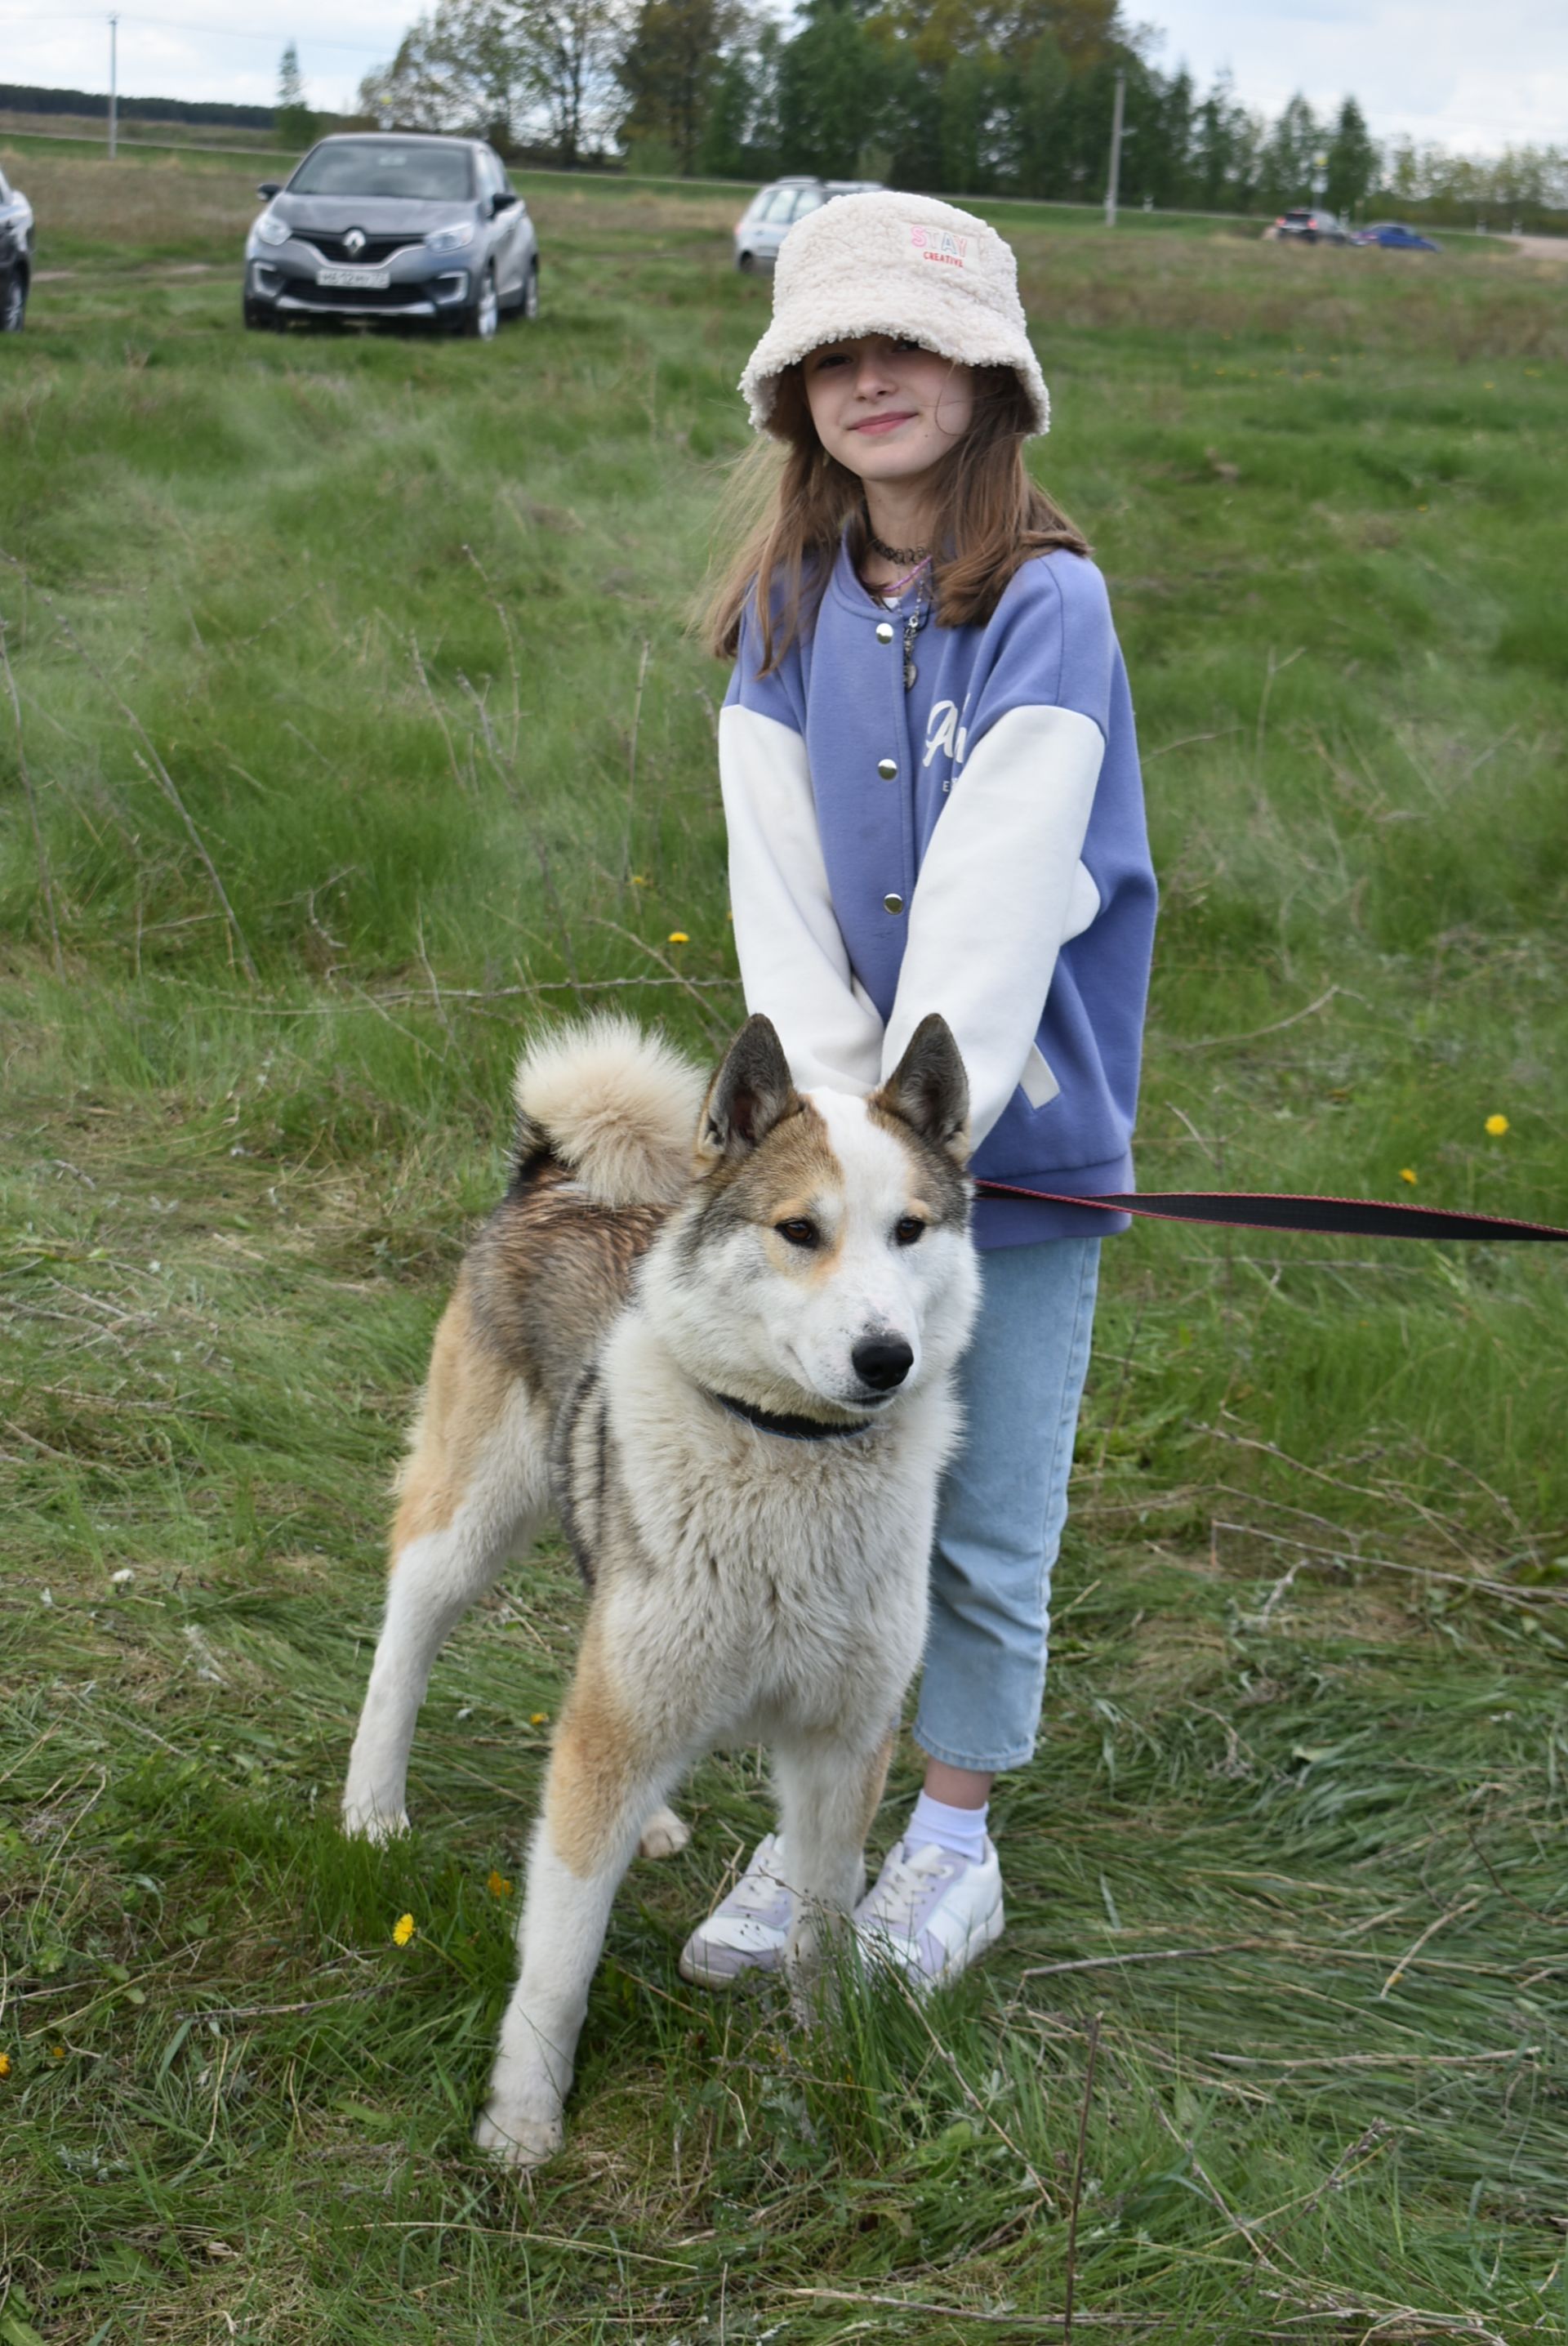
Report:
108,14,118,159
1104,68,1125,228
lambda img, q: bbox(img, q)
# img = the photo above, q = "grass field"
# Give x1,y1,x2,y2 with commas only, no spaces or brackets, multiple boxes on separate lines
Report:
2,143,1566,2345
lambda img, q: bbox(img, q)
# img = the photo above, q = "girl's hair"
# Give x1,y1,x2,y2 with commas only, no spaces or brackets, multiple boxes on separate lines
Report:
701,363,1089,675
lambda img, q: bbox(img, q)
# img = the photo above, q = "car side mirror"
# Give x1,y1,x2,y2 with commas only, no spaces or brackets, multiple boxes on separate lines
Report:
491,190,517,215
257,181,283,199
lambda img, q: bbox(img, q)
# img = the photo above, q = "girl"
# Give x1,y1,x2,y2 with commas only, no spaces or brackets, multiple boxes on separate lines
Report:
680,192,1157,1990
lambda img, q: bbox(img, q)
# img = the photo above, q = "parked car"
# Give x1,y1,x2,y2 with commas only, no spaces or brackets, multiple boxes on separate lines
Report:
0,163,34,332
1271,207,1351,245
733,176,883,272
1352,221,1441,252
243,133,538,337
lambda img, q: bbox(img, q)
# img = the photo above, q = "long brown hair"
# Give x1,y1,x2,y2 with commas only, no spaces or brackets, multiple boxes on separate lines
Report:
701,363,1089,676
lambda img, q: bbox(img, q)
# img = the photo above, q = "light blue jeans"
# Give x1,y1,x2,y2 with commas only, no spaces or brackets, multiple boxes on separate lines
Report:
912,1237,1101,1773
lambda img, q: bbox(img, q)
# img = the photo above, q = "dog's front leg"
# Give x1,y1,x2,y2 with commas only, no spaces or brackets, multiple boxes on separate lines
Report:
774,1729,894,1996
477,1635,675,2170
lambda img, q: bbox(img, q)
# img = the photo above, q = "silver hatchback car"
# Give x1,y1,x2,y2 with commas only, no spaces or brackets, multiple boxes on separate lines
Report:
733,176,883,272
244,133,539,337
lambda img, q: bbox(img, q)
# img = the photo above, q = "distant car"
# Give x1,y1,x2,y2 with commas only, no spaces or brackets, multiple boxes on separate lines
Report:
1352,221,1441,252
1272,207,1351,245
243,133,538,337
0,163,34,332
733,176,883,272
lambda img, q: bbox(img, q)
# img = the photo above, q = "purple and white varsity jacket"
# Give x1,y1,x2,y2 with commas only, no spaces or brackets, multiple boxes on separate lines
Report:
719,537,1157,1248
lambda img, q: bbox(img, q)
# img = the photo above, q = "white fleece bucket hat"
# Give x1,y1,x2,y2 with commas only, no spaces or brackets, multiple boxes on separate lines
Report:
739,190,1049,439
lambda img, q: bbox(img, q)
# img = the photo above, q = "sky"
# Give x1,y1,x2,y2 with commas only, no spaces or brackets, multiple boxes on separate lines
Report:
0,0,1563,152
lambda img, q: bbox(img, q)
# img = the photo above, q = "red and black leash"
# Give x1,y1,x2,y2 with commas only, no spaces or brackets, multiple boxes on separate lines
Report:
974,1181,1568,1243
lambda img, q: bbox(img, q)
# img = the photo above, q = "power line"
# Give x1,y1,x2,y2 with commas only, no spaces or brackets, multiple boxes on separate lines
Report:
0,9,393,56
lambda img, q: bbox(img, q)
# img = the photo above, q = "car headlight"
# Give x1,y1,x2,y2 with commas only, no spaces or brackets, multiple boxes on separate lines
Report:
255,210,292,248
425,221,475,255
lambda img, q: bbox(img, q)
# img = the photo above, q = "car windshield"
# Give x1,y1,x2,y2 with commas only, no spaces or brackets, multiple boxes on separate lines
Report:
290,142,473,202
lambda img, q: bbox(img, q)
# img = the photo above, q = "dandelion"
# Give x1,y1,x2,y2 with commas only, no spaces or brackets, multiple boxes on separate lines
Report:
487,1871,514,1899
1485,1113,1510,1137
392,1913,416,1947
0,2053,11,2079
666,930,689,945
1400,1168,1418,1185
111,1568,135,1586
630,873,649,886
51,2045,66,2060
528,1711,549,1727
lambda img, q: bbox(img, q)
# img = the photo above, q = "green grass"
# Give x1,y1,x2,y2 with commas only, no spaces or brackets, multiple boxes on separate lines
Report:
2,145,1566,2344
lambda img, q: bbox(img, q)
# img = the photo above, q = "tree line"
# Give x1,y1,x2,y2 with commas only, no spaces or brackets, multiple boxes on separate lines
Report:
350,0,1567,230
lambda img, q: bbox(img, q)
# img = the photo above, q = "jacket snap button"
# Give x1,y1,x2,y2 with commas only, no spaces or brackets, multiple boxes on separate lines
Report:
876,756,897,780
883,892,904,915
875,622,894,644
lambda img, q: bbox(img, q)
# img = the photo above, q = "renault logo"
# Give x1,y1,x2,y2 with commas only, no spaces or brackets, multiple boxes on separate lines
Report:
344,228,366,257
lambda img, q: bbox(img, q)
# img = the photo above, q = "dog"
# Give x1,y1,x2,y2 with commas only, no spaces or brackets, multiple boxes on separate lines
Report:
341,1009,979,2167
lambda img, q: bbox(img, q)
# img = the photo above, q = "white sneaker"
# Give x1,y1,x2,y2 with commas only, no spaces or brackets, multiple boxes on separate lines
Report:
853,1838,1004,1991
678,1832,793,1989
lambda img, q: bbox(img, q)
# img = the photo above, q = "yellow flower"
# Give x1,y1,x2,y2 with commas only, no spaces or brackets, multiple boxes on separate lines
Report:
392,1913,416,1947
1485,1114,1510,1137
487,1870,514,1899
630,873,648,886
529,1711,549,1727
1399,1167,1418,1185
0,2052,11,2078
666,930,689,945
51,2045,66,2060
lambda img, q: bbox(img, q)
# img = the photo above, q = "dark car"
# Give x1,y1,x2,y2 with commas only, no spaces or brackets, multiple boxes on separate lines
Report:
1352,221,1441,252
243,133,538,337
1272,207,1351,245
0,163,34,332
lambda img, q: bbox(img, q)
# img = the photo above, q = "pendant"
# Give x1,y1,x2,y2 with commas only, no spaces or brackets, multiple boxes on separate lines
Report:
903,657,917,690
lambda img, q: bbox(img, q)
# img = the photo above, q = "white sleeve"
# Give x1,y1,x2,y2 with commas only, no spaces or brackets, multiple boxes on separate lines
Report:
719,702,885,1095
880,703,1106,1148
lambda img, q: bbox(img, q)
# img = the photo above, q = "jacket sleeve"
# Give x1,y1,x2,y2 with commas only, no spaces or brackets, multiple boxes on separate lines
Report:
880,561,1110,1148
720,616,884,1095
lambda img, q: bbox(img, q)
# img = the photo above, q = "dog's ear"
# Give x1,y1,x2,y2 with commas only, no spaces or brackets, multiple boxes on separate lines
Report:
698,1015,801,1167
872,1015,971,1168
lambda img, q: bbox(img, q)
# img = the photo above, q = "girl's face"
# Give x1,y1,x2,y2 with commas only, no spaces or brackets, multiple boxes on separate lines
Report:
802,337,974,495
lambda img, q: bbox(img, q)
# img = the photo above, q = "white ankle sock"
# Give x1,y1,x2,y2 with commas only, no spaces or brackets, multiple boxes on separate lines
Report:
907,1790,989,1865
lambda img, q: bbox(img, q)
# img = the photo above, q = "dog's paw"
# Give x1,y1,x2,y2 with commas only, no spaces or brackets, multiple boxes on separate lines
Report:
474,2099,564,2170
638,1805,691,1861
341,1795,410,1844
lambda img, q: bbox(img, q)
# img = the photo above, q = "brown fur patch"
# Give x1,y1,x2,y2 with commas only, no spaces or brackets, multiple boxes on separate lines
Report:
864,1101,971,1228
695,1097,846,1247
466,1159,668,1417
854,1730,897,1845
392,1285,521,1550
543,1618,650,1877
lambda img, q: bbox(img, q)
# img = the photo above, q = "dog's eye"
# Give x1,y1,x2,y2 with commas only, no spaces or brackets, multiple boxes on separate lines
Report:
893,1216,925,1247
774,1218,820,1250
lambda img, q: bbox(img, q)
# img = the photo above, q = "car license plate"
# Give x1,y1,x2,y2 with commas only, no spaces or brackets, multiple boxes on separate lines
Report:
317,266,390,288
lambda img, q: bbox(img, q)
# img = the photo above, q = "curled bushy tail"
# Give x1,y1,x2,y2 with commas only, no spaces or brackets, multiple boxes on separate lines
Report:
511,1016,707,1208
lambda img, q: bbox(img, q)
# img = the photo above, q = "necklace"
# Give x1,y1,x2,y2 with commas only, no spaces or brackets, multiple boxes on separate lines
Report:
866,527,929,567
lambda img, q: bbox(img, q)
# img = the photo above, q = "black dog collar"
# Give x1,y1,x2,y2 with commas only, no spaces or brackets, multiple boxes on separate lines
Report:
708,1389,877,1444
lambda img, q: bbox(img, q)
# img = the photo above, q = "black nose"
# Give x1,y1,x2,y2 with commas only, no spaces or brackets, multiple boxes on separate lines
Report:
852,1336,914,1393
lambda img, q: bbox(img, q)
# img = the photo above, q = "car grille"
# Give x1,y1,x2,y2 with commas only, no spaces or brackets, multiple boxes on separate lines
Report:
284,279,437,311
300,231,418,266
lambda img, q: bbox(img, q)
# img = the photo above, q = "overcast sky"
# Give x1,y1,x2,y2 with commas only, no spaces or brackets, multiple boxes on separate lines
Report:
1,0,1563,151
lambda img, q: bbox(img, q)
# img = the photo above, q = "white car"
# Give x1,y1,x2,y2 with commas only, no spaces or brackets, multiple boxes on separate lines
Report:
733,176,883,272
